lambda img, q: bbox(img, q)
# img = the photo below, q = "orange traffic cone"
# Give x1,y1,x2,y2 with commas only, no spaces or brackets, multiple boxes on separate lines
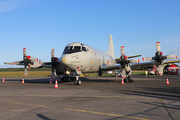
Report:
49,78,52,84
121,78,124,85
22,78,25,84
2,77,5,83
54,80,59,89
166,78,169,85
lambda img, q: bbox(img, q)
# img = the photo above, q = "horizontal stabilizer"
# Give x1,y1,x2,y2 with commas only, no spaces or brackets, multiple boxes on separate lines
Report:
166,55,177,59
142,57,152,61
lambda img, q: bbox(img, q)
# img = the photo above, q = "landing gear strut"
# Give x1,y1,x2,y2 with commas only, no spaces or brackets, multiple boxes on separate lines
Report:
74,76,81,85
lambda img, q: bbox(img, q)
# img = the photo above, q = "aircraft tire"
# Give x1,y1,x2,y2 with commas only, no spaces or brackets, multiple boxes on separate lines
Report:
74,80,77,85
67,77,71,82
124,78,127,83
78,80,81,85
74,80,81,85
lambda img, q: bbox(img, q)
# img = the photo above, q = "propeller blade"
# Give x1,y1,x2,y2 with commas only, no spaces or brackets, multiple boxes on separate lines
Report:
158,64,163,75
23,48,26,57
130,59,140,63
156,42,161,52
121,46,125,55
13,61,21,65
166,55,178,59
142,57,153,61
51,49,55,58
24,66,28,76
122,69,126,78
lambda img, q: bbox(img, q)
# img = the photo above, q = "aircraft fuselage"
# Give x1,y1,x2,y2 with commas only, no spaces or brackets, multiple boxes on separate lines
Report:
61,42,115,74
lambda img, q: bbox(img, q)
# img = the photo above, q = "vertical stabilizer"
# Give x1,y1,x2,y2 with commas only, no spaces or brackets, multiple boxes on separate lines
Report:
106,34,115,58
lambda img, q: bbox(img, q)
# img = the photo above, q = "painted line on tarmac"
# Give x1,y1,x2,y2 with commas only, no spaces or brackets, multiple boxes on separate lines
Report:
64,108,151,120
0,101,45,107
0,94,156,99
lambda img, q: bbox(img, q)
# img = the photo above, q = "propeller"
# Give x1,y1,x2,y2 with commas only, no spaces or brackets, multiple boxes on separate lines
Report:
142,42,178,75
19,48,36,76
47,49,58,77
117,46,140,79
9,48,38,76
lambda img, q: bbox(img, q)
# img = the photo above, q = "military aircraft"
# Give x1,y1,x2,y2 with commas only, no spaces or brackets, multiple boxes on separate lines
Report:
4,35,180,85
4,34,143,84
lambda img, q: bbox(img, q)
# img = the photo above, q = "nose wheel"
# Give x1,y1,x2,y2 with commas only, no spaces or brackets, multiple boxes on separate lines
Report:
74,76,81,85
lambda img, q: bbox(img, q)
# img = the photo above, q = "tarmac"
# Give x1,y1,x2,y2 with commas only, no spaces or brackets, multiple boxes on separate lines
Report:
0,75,179,120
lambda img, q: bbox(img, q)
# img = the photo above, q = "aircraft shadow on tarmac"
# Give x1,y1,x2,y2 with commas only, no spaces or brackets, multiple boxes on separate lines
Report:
3,78,51,84
36,114,55,120
112,86,180,100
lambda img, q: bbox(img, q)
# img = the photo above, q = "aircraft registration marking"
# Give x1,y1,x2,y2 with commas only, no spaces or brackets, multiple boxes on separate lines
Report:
63,108,151,120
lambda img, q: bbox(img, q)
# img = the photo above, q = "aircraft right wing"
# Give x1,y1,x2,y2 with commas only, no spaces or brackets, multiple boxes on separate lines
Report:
163,60,180,64
115,55,141,61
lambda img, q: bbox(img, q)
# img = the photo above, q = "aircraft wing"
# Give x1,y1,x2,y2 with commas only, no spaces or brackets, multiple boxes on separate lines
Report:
101,61,154,71
130,61,154,68
39,62,53,68
4,61,24,66
115,55,141,61
163,59,180,64
101,65,121,71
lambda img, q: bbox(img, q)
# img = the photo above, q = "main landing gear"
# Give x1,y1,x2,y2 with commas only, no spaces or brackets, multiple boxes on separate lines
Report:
74,76,81,85
124,75,133,83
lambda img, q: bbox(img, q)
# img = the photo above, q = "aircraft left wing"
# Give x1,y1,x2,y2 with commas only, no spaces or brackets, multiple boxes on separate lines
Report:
101,61,154,71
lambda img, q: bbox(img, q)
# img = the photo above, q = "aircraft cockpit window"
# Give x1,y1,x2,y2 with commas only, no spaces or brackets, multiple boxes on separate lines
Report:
74,46,81,51
82,47,86,51
64,46,69,51
69,46,73,50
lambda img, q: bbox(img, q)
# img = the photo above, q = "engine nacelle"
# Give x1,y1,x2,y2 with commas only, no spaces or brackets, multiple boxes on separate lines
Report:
55,62,65,75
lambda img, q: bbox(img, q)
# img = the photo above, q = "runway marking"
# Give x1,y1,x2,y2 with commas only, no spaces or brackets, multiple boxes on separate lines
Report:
64,108,151,120
0,94,156,99
0,101,45,107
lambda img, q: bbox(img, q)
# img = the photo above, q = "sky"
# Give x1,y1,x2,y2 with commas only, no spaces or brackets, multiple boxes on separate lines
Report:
0,0,180,68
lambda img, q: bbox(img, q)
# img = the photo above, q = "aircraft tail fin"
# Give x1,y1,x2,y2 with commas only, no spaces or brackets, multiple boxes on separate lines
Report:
106,34,115,58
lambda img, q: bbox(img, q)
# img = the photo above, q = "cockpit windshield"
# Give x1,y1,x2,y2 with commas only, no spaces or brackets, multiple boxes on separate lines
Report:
63,45,87,54
74,46,81,51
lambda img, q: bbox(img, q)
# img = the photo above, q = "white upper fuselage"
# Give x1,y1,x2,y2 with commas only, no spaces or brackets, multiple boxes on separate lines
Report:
61,42,115,73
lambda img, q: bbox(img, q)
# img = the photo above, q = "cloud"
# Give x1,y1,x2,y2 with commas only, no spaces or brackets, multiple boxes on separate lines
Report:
0,0,30,13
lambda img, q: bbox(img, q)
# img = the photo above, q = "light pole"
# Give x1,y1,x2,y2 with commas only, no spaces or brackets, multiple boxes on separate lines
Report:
177,47,180,67
177,47,180,76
